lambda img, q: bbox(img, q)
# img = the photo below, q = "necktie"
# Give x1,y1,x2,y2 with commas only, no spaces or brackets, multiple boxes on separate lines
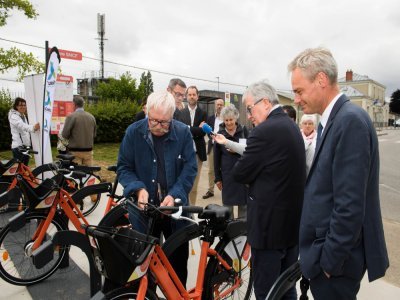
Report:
316,123,323,148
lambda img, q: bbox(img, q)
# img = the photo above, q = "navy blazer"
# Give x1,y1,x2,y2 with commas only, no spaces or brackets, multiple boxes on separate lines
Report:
179,106,207,161
300,95,389,281
233,107,305,249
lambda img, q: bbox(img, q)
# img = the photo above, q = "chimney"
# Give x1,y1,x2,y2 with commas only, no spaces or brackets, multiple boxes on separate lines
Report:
346,69,353,81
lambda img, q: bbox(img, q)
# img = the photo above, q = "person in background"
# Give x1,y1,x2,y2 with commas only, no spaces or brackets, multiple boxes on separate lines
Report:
134,99,147,122
117,90,197,287
214,104,248,219
300,114,317,175
288,47,388,299
62,95,96,166
8,97,40,165
232,80,305,300
202,98,224,199
282,104,297,122
178,85,207,205
167,78,187,119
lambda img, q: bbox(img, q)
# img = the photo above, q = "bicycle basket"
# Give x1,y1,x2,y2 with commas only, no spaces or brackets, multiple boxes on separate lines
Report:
88,226,158,285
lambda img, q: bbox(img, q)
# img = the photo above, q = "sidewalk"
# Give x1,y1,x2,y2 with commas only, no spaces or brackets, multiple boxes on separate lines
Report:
1,159,399,299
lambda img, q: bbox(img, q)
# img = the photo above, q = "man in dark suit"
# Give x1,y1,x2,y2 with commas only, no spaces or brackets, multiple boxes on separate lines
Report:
179,85,207,205
202,98,224,199
233,80,306,300
288,47,389,300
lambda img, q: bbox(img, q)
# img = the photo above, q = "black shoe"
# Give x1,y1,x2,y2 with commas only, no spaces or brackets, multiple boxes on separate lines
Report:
202,191,214,199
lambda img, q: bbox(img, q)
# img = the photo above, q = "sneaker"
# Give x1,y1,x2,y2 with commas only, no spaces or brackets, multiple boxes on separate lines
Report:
202,191,214,199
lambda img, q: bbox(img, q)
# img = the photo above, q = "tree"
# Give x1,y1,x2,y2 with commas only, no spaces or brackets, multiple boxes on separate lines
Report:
0,0,45,80
389,89,400,115
95,72,140,101
137,71,154,104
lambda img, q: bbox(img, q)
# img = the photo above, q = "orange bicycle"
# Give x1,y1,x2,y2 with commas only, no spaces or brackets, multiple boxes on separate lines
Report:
0,165,112,285
86,199,253,300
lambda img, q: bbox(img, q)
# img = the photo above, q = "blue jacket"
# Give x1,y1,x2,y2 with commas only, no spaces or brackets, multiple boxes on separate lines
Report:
117,118,197,205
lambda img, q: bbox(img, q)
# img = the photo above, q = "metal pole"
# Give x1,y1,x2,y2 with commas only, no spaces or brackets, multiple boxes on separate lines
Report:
216,76,220,91
42,40,49,171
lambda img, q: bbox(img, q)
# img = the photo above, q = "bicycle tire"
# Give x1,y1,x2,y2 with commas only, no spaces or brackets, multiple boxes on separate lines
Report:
98,204,130,228
0,182,24,229
203,234,253,300
0,212,68,285
105,284,158,300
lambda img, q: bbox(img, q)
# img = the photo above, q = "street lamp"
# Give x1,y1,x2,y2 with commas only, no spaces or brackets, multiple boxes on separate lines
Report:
216,76,220,92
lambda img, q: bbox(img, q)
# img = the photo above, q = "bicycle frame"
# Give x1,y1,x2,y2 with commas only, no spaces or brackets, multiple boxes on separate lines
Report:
29,187,89,252
133,230,248,300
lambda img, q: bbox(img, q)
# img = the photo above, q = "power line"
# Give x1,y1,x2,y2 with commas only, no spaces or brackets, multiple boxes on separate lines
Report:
0,37,247,88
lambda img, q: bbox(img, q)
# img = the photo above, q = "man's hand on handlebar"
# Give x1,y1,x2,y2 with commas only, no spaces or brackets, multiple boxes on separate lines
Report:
161,195,174,207
136,189,149,209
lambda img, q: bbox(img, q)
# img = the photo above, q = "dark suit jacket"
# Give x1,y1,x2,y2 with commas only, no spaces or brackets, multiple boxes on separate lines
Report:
179,106,207,161
134,110,146,123
233,107,305,249
300,95,389,281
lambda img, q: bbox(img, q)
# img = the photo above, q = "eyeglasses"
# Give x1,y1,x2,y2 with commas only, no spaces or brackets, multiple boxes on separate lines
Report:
246,98,264,115
148,118,172,128
171,90,185,99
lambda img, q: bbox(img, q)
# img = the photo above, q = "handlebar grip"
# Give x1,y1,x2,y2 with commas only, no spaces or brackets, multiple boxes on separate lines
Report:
29,150,38,154
157,205,204,214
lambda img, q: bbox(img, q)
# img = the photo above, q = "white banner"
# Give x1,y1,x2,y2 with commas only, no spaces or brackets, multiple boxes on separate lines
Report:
24,74,52,167
43,48,61,162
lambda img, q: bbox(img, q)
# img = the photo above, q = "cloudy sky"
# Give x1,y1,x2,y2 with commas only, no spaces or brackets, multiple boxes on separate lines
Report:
1,0,400,97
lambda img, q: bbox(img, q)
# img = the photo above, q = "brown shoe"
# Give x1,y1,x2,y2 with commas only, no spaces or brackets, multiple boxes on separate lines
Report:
202,191,214,199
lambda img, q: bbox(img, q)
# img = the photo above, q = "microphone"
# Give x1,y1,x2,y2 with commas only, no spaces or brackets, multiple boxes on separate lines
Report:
201,123,217,136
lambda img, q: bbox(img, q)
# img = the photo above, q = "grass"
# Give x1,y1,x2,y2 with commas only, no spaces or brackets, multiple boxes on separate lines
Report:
0,143,121,183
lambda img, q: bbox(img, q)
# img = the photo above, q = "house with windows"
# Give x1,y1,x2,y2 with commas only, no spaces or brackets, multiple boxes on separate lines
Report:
338,70,389,127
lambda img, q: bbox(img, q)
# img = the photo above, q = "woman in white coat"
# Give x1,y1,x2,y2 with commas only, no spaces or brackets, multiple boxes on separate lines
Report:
8,97,40,165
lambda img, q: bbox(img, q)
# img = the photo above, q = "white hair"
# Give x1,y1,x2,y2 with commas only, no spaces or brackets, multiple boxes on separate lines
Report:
146,91,176,118
300,114,317,124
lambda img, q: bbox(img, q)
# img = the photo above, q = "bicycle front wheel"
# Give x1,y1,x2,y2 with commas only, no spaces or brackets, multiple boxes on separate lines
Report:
203,234,253,300
0,213,67,285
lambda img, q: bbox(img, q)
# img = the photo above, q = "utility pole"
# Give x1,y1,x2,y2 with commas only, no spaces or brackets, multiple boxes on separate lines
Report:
96,13,106,79
216,76,220,91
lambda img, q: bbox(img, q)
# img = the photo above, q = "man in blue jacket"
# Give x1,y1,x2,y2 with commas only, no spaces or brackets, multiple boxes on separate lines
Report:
117,90,197,286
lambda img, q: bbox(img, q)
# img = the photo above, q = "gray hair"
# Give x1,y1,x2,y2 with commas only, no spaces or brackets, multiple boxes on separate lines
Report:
220,104,239,121
300,114,317,125
287,47,338,85
73,95,84,108
168,78,186,90
146,91,176,118
243,80,279,105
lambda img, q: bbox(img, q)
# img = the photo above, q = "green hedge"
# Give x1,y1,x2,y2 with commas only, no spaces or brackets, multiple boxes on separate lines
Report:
0,99,141,150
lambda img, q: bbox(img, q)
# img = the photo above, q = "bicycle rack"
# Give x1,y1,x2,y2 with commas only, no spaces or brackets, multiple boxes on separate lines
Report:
32,230,102,297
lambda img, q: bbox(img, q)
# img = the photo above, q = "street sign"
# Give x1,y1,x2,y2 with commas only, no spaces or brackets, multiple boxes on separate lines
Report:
58,49,82,61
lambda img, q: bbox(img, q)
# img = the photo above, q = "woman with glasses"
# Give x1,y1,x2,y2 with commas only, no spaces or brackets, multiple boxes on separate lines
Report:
8,97,40,165
214,104,248,219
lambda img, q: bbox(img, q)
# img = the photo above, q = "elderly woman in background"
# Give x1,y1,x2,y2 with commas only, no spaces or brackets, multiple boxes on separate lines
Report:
214,104,248,219
300,114,318,175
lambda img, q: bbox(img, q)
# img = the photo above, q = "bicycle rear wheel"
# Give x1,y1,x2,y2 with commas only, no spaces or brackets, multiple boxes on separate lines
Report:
203,234,253,300
0,213,67,285
105,284,158,300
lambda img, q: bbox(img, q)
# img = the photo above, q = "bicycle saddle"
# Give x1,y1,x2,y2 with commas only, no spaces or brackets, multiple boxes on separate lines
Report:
199,204,230,222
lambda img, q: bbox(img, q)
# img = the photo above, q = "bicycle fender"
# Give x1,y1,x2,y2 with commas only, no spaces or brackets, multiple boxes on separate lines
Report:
223,219,247,240
162,223,202,258
72,182,112,203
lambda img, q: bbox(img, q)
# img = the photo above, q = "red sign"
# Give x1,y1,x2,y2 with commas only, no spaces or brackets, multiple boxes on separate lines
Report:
57,75,73,82
58,49,82,61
